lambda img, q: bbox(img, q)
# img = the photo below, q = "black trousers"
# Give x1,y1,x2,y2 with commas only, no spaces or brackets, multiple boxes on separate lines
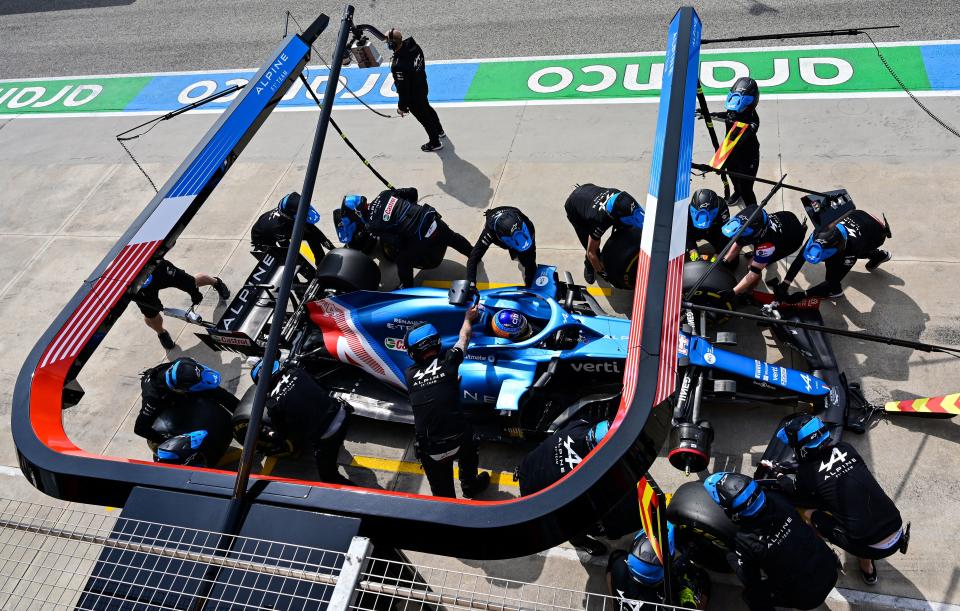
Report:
312,412,351,483
811,510,903,561
417,432,480,498
727,149,760,207
408,95,444,143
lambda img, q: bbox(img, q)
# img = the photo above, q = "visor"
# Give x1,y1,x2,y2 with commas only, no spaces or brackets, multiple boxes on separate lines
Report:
690,206,718,230
725,92,755,112
337,216,358,244
620,207,645,229
165,361,221,393
501,224,533,252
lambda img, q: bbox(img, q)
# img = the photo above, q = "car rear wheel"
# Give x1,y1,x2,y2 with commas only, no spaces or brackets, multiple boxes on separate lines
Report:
666,481,737,572
151,396,234,466
600,226,643,289
315,248,381,292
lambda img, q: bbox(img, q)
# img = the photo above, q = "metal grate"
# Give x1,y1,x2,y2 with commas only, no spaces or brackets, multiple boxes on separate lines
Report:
0,497,690,611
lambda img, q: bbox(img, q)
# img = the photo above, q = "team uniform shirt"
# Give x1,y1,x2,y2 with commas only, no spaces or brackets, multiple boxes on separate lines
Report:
251,209,329,260
517,418,595,496
135,363,239,444
466,206,537,286
806,210,890,296
390,38,429,113
404,347,471,445
724,109,760,161
265,367,344,448
564,184,629,241
741,211,804,266
135,259,201,317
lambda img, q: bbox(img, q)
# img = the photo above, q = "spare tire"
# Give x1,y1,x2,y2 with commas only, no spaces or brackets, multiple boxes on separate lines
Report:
151,396,233,466
315,248,381,292
600,226,643,289
682,258,736,310
666,481,737,572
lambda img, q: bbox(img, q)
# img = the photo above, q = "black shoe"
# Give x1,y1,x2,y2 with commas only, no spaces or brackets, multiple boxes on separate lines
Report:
860,560,878,585
583,263,596,285
461,472,490,498
157,331,175,350
421,141,443,152
865,249,891,271
438,132,447,139
214,277,230,300
570,534,607,557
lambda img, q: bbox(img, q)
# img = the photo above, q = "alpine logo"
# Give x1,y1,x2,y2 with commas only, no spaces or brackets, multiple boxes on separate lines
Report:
819,446,848,473
383,196,398,221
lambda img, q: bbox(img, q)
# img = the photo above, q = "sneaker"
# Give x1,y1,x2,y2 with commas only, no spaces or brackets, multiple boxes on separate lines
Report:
157,331,175,350
583,263,596,285
438,132,447,139
461,471,491,498
865,249,892,271
860,560,878,585
827,289,845,299
213,277,230,300
421,141,443,152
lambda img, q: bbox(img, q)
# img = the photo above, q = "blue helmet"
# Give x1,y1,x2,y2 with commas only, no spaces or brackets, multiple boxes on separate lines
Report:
586,420,610,449
725,77,759,113
626,524,676,585
722,205,768,243
604,191,645,228
164,358,221,393
492,209,533,252
155,430,208,465
704,472,766,522
404,322,442,363
251,358,281,383
492,309,531,341
142,274,154,288
278,192,320,225
689,189,724,230
777,414,831,459
803,224,848,264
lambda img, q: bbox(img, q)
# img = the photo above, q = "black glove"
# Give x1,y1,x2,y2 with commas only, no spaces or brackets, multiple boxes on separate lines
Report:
597,270,610,283
190,290,203,306
773,281,790,301
783,290,808,304
718,289,750,308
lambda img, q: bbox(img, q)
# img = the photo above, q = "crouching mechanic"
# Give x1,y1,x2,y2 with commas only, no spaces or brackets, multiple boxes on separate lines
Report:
517,418,612,555
687,188,731,258
704,472,838,611
766,415,908,585
346,187,473,288
404,307,491,498
784,210,893,300
719,205,804,302
251,192,334,261
564,184,644,284
466,206,537,288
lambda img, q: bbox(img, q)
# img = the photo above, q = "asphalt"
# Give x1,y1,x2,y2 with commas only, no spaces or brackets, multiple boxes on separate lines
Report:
1,0,959,78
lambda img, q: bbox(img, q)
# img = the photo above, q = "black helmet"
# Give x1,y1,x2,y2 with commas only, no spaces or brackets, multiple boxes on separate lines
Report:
703,472,766,522
689,189,725,230
721,204,768,244
725,77,759,113
277,192,320,224
776,414,831,459
404,322,442,364
803,224,848,265
491,209,534,252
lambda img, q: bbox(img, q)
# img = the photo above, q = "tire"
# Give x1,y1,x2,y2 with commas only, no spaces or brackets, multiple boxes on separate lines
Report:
231,386,291,455
314,248,381,292
682,258,736,310
151,396,233,466
600,226,643,289
666,481,737,572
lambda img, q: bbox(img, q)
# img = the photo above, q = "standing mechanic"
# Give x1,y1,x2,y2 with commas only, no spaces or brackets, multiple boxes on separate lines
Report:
704,471,838,611
721,77,761,206
346,187,473,288
251,192,333,262
784,210,893,300
765,415,908,585
135,258,229,350
465,206,537,288
686,188,732,256
387,28,445,152
564,184,645,284
253,359,354,486
403,308,490,498
719,205,804,300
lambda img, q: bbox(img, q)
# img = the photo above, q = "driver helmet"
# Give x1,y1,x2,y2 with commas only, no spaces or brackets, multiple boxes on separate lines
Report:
777,414,831,459
492,309,531,341
703,471,766,523
725,77,759,113
164,358,221,393
491,209,533,252
250,358,281,383
626,524,676,585
586,420,611,449
404,323,442,364
278,192,320,225
604,191,645,228
721,205,768,244
803,224,848,264
689,189,725,230
155,430,208,465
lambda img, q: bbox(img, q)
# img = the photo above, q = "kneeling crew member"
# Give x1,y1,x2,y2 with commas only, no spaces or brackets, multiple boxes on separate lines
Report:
135,259,229,350
518,418,611,555
350,187,473,288
251,192,333,261
466,206,537,288
788,210,892,300
253,359,353,486
404,308,490,498
720,206,804,298
687,188,731,256
136,357,239,445
564,184,644,284
768,415,908,585
704,471,838,611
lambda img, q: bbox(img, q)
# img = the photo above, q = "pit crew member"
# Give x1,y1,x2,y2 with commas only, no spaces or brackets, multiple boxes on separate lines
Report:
564,184,644,284
719,205,804,299
250,192,333,261
465,206,537,287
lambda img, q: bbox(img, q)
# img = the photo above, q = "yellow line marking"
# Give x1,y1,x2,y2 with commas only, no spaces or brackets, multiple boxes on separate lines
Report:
348,454,518,488
216,447,243,467
422,279,613,297
261,456,278,476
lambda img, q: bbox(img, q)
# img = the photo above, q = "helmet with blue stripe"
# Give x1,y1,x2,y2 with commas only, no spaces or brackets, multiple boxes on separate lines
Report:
404,322,442,363
278,192,320,225
777,414,831,459
725,77,759,113
704,472,766,522
164,358,221,393
689,189,724,230
492,209,533,252
155,430,208,465
626,524,676,585
722,205,768,244
586,420,610,449
803,224,848,264
604,191,645,228
492,309,531,341
250,358,281,383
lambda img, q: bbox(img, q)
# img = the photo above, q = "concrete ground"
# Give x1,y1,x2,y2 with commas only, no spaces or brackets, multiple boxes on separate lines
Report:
1,91,959,609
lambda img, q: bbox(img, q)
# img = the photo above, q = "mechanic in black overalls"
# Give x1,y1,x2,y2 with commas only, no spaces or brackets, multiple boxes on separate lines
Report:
766,415,908,585
403,308,490,498
517,418,612,555
135,357,239,446
722,77,761,207
466,206,537,288
787,210,893,300
704,472,838,611
387,28,445,152
353,187,473,288
564,184,644,284
250,192,333,261
686,188,732,257
135,259,229,350
719,205,804,300
253,359,353,486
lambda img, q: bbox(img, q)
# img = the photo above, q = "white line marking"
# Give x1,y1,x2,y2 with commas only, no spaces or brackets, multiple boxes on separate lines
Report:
0,466,24,478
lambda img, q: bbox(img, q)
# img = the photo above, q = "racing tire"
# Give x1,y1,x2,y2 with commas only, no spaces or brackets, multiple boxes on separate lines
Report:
682,258,736,310
666,481,737,573
231,386,292,456
314,248,381,292
151,396,234,466
600,226,643,289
